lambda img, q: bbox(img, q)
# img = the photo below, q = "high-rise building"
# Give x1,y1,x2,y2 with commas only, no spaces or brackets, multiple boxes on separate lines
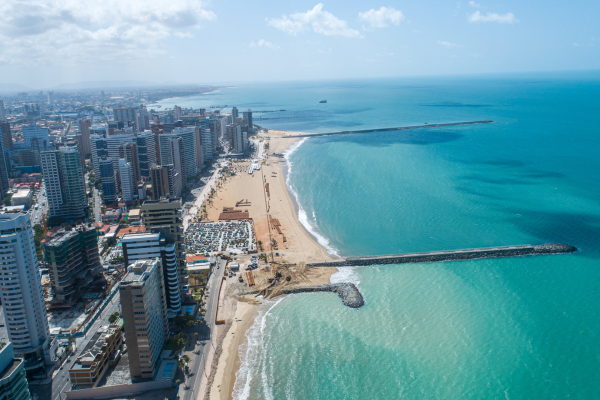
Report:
243,110,253,134
141,198,186,295
121,233,182,316
42,224,103,304
0,136,9,196
41,146,88,220
89,134,108,178
231,106,239,121
172,127,197,181
158,135,185,190
0,122,13,150
0,100,5,122
78,119,91,155
200,127,214,162
119,159,135,201
136,131,157,179
118,142,140,183
194,127,204,170
113,108,136,124
150,165,179,199
119,259,169,379
22,124,49,150
47,91,54,104
99,158,117,204
230,124,244,154
90,133,135,179
174,105,181,121
0,342,31,400
0,213,52,373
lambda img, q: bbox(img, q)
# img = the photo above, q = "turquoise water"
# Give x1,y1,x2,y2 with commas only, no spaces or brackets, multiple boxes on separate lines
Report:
159,73,600,399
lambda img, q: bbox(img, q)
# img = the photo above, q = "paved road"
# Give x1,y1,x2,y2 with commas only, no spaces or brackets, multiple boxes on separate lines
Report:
31,183,48,225
29,293,122,400
182,258,226,400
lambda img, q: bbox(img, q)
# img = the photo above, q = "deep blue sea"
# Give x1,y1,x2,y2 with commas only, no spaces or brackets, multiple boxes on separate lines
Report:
157,72,600,399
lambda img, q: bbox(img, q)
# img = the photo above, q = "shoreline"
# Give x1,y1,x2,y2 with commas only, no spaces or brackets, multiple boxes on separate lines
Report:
200,129,338,400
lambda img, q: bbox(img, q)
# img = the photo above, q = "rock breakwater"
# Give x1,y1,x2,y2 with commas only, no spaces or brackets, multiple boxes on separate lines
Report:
282,283,364,308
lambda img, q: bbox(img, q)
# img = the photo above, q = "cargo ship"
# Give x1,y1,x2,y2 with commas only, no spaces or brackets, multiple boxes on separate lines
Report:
319,100,327,103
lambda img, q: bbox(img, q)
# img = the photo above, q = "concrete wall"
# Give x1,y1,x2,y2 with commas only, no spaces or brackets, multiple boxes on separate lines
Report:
66,379,172,400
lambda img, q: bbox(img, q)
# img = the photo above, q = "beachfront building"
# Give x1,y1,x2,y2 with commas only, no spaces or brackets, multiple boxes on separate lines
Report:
141,198,186,297
42,223,103,304
68,325,122,388
200,127,214,161
0,342,31,400
41,146,88,221
119,259,169,379
121,232,182,317
150,165,180,199
194,127,204,170
243,110,253,134
0,213,53,375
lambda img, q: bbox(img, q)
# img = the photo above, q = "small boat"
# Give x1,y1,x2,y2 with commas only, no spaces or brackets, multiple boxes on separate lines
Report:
319,100,327,103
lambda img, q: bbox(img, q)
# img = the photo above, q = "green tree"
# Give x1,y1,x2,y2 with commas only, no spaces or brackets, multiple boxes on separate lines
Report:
3,195,12,206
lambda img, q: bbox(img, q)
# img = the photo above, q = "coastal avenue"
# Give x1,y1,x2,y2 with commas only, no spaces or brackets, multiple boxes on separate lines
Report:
183,257,226,400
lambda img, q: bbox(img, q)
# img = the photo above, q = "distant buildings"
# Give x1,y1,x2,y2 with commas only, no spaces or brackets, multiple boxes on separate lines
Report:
41,146,88,221
112,107,136,125
47,91,54,104
0,213,53,374
0,342,31,400
119,259,169,379
121,232,182,316
22,124,49,151
42,223,103,304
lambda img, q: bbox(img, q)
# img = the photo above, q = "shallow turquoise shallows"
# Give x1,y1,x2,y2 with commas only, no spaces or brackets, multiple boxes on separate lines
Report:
158,72,600,399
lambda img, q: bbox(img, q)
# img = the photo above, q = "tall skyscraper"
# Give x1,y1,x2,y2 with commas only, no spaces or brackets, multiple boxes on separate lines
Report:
194,127,204,170
135,106,150,131
47,91,54,104
136,131,157,179
121,232,182,316
169,136,186,189
119,159,135,201
118,142,140,183
42,223,103,304
0,122,13,150
230,124,244,154
174,105,181,121
0,100,5,122
150,165,179,199
41,146,88,220
243,110,253,134
231,106,239,121
0,213,52,373
200,127,214,162
172,127,198,181
89,134,108,178
99,158,117,204
0,343,31,400
141,198,186,295
119,259,169,379
0,135,9,196
78,119,91,155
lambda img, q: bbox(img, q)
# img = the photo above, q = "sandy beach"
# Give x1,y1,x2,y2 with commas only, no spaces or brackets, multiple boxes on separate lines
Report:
198,130,337,399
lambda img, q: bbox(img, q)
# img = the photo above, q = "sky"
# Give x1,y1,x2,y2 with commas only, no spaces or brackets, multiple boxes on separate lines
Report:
0,0,598,89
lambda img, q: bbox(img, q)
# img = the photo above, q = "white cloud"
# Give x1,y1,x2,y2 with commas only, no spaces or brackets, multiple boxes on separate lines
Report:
358,6,404,28
468,11,518,24
250,39,280,50
0,0,216,66
438,40,460,48
267,4,361,38
468,1,480,8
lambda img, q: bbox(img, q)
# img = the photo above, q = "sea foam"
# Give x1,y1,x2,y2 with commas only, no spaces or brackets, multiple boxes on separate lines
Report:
283,138,340,257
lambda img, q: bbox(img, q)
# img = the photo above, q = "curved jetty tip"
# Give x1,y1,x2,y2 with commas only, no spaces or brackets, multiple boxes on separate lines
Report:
282,283,364,308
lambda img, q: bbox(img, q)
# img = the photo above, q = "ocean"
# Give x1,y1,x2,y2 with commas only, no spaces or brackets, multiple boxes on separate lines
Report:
156,72,600,399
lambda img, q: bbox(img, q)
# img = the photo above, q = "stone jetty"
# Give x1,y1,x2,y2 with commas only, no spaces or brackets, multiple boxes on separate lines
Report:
307,243,577,268
282,283,364,308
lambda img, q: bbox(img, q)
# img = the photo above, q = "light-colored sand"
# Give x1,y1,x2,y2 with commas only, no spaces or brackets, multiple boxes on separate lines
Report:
202,131,339,400
209,299,258,400
205,132,331,264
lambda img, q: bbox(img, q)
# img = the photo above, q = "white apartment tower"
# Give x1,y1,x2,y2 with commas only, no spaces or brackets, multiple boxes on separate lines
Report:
119,159,135,201
172,127,197,181
200,128,214,161
0,213,52,372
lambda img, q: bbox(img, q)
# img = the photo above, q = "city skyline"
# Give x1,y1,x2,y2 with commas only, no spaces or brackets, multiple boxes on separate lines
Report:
0,1,598,89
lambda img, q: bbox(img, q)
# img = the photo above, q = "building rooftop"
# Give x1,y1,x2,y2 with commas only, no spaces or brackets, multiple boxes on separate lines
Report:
11,189,31,199
121,259,159,283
